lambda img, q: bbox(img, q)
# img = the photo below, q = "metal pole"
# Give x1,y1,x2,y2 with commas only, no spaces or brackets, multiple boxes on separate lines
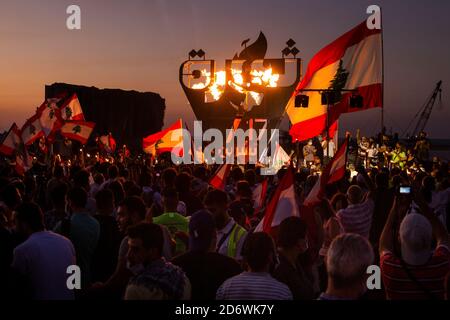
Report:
326,95,331,160
381,6,385,136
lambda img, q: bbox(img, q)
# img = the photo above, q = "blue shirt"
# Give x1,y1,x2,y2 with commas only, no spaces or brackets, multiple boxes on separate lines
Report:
56,211,100,287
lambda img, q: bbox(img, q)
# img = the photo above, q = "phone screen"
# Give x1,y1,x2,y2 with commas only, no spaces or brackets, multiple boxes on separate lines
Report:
400,186,411,194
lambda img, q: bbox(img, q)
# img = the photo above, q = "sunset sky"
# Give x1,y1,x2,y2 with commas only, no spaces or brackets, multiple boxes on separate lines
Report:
1,0,450,138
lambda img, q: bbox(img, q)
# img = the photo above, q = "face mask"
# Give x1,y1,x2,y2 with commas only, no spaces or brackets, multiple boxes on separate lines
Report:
126,261,145,275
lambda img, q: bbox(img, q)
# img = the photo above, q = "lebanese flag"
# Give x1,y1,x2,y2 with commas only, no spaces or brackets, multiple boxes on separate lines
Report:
143,119,184,156
14,146,32,175
21,114,44,146
61,121,96,144
0,123,22,156
286,20,382,142
255,168,300,237
304,138,349,206
61,94,85,121
38,136,48,154
253,179,268,212
100,133,117,153
300,139,348,251
209,164,231,190
271,143,291,172
38,99,63,139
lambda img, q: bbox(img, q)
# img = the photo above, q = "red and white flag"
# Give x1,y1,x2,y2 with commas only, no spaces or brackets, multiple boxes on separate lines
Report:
255,168,300,236
61,94,85,121
14,147,32,176
38,99,63,139
209,164,231,191
99,133,117,154
304,138,348,206
300,139,348,251
0,123,22,156
253,179,268,212
21,114,44,146
61,121,95,144
286,20,382,142
143,119,185,156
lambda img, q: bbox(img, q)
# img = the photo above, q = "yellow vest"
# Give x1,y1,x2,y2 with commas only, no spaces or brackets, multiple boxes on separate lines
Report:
227,223,246,258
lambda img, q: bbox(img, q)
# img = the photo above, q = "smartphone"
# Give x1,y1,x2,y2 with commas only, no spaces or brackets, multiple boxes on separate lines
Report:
399,186,411,194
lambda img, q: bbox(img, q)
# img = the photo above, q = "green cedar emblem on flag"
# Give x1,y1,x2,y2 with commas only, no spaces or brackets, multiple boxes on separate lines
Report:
65,107,73,119
328,59,349,103
155,139,164,148
72,125,82,134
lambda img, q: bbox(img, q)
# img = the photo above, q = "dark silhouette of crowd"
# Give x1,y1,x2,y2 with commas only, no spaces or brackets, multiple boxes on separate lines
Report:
0,134,449,300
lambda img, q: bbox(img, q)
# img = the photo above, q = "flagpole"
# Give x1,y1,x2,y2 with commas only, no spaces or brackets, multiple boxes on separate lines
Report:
0,124,14,146
380,6,385,137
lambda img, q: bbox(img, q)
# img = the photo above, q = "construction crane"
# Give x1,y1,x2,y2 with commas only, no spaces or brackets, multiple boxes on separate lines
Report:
403,80,443,139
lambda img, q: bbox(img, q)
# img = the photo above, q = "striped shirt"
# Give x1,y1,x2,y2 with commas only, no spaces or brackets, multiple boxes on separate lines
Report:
216,272,293,300
380,245,450,300
336,198,374,239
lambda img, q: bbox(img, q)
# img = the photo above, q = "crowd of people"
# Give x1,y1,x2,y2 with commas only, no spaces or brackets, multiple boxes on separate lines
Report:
0,129,449,300
302,130,434,174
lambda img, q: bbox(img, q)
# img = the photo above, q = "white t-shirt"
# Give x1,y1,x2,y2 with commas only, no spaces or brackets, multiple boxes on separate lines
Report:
12,231,76,300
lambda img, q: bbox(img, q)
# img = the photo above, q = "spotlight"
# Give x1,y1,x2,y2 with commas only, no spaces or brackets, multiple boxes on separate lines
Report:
295,94,309,108
321,91,337,105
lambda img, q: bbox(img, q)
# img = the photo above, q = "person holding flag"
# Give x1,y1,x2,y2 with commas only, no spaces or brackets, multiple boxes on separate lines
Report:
0,123,32,175
98,133,117,155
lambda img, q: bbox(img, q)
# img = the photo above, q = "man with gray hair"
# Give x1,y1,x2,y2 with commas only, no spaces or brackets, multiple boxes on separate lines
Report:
319,233,374,300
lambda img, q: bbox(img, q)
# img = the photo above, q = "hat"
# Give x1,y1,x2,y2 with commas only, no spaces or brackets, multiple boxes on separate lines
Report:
189,210,216,252
399,213,433,266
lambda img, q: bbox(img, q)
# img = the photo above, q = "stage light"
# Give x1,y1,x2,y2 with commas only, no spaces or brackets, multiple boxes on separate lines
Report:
321,91,337,105
295,94,309,108
349,94,363,108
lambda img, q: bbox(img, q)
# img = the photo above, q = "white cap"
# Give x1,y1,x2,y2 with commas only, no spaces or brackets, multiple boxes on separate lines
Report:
399,213,432,266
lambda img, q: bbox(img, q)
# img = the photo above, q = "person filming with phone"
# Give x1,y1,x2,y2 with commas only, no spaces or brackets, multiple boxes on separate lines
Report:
379,185,450,300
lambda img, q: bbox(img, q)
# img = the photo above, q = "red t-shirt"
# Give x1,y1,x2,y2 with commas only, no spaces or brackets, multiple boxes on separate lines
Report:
380,245,450,300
